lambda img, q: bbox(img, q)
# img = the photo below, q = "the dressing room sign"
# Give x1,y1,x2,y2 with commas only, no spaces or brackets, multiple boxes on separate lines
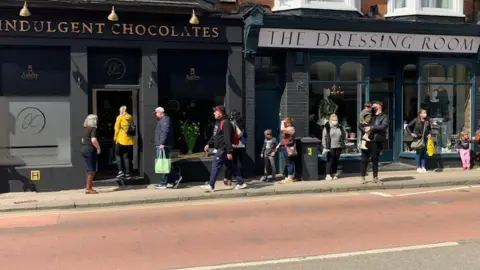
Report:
258,28,480,53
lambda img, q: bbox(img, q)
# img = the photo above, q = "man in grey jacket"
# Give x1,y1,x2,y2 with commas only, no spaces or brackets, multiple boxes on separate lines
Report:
154,107,173,189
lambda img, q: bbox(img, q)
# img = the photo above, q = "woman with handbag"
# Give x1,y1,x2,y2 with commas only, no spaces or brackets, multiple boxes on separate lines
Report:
114,105,135,180
277,117,296,184
406,109,432,173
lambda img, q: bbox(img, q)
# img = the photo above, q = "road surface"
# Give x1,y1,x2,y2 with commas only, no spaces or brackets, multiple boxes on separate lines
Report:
1,186,480,269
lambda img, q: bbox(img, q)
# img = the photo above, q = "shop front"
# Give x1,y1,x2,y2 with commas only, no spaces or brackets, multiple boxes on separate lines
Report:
0,5,244,192
244,7,480,176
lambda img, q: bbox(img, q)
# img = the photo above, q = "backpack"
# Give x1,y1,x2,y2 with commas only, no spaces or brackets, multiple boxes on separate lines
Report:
219,120,242,145
126,121,136,136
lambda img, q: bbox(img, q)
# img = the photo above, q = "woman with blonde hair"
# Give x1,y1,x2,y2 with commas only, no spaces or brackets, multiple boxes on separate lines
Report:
81,114,101,194
321,114,346,180
114,105,135,180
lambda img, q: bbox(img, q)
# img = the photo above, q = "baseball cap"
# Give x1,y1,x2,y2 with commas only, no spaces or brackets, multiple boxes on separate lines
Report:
154,107,165,113
212,105,226,115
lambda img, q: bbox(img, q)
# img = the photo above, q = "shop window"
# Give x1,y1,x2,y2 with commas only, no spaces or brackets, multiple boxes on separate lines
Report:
0,47,70,96
386,0,463,18
0,97,71,166
157,50,227,158
255,56,283,89
309,61,365,155
273,0,361,13
402,65,419,152
402,63,472,154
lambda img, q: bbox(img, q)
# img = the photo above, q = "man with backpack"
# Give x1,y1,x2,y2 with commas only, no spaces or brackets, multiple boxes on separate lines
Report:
201,105,247,192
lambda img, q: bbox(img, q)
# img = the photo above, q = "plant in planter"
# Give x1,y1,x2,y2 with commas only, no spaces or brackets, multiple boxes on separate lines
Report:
181,120,200,154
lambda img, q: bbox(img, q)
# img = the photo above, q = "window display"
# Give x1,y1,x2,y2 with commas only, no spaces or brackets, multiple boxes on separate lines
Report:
402,63,472,154
309,61,365,155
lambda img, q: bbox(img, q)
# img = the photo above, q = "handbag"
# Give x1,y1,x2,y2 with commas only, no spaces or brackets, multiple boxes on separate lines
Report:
410,121,426,150
287,143,297,157
155,149,172,174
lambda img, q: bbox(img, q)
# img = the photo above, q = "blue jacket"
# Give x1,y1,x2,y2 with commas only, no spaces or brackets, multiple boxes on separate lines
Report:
155,115,173,146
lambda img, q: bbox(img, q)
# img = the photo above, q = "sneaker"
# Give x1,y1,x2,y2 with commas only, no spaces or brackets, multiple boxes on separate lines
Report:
155,185,167,189
280,177,294,184
416,168,423,173
421,168,427,173
200,185,214,192
267,177,276,183
373,177,382,184
124,174,132,180
117,171,125,178
333,174,339,180
234,183,247,190
325,175,333,181
223,179,232,186
260,176,268,182
166,183,174,188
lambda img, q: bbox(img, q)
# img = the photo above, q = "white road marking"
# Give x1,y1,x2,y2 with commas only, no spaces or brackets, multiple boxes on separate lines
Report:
369,192,394,197
396,186,471,197
174,242,460,270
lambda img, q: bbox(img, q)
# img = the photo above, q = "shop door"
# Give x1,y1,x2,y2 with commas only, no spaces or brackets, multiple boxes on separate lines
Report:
92,89,139,179
370,79,394,162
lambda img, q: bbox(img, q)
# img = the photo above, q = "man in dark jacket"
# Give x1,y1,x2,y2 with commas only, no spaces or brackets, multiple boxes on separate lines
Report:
201,105,246,192
360,101,388,184
154,106,174,189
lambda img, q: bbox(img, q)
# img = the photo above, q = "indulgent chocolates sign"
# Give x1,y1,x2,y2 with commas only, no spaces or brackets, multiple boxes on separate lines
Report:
0,19,220,38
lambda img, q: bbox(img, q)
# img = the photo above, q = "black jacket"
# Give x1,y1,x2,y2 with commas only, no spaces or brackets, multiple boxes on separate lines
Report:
207,117,234,152
406,119,431,140
155,115,173,146
360,112,388,142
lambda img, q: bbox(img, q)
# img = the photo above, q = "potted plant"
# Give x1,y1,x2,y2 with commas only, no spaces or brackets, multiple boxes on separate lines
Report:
181,119,200,154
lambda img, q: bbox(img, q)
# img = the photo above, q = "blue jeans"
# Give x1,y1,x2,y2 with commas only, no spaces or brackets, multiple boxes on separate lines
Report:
209,149,244,189
157,147,171,186
281,146,295,177
82,151,97,173
415,148,426,168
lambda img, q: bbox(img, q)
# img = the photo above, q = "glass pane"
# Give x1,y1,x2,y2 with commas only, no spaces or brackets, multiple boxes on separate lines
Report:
402,85,419,152
418,84,470,153
255,56,281,88
403,64,417,84
447,64,470,83
395,0,407,8
339,62,364,81
309,83,365,154
421,63,445,83
310,61,335,81
308,0,343,3
0,97,71,166
421,0,452,8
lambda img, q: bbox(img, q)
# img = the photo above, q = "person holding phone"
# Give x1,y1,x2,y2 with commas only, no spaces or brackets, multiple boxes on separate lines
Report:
277,117,296,184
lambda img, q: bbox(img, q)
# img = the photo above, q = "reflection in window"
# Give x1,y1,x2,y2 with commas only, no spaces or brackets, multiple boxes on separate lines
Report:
309,61,365,155
403,63,471,154
0,97,71,166
421,0,452,8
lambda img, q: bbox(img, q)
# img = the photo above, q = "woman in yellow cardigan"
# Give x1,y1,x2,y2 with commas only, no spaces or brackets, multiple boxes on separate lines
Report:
114,105,135,180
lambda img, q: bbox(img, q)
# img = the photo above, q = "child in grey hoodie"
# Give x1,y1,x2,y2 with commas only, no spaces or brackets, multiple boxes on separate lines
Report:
260,129,277,182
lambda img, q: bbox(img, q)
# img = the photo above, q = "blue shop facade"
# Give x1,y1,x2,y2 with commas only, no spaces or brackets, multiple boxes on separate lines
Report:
243,7,480,174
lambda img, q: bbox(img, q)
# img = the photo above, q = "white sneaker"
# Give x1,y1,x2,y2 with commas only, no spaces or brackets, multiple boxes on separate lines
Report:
421,168,427,173
333,175,339,180
200,185,214,192
234,183,247,190
416,168,423,173
325,175,333,181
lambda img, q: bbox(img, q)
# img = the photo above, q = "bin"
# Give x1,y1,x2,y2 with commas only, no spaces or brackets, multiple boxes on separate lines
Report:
296,137,321,180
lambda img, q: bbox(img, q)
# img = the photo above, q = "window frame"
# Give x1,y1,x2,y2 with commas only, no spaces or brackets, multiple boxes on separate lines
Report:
399,60,475,158
386,0,464,18
273,0,362,13
309,58,369,159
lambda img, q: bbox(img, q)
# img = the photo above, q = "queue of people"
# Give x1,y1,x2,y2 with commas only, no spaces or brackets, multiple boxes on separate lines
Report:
81,99,478,194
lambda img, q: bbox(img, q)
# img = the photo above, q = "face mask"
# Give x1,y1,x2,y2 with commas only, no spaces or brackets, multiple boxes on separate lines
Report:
265,135,272,139
332,120,338,126
421,113,427,118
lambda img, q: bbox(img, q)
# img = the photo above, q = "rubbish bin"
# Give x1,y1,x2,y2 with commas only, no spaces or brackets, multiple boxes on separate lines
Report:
297,137,321,180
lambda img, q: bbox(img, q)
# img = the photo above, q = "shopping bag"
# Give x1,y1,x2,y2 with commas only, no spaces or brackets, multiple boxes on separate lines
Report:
155,150,171,174
426,138,435,156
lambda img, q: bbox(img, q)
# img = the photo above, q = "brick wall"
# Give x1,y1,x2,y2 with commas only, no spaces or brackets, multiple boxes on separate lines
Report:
216,0,274,12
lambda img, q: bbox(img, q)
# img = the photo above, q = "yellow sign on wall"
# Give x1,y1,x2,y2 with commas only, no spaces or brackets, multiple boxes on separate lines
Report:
30,170,40,181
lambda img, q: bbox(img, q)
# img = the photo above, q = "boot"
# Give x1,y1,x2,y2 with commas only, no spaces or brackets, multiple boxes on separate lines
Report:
85,172,98,194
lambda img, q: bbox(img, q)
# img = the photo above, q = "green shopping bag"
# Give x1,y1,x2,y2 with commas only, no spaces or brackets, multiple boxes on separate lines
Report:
155,149,171,174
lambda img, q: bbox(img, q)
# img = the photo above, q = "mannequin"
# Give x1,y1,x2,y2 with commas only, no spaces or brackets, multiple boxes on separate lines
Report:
317,88,338,126
423,89,446,118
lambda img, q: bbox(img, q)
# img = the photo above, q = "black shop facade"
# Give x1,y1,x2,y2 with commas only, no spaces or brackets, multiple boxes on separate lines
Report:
244,8,480,176
0,8,244,193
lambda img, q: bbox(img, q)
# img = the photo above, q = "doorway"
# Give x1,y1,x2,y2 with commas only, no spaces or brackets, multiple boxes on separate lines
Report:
92,89,139,179
370,78,395,162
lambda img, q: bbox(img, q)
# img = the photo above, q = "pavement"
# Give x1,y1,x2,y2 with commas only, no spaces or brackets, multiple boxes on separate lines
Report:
1,168,480,212
1,186,480,269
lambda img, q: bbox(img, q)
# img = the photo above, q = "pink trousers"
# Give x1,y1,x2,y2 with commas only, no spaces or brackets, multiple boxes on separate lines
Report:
459,149,470,168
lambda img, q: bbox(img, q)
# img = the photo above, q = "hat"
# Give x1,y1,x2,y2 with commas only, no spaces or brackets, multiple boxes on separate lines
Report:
213,105,226,115
154,107,165,113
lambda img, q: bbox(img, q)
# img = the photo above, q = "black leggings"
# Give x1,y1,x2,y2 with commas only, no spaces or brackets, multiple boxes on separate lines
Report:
115,144,133,174
224,148,245,180
326,148,342,175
